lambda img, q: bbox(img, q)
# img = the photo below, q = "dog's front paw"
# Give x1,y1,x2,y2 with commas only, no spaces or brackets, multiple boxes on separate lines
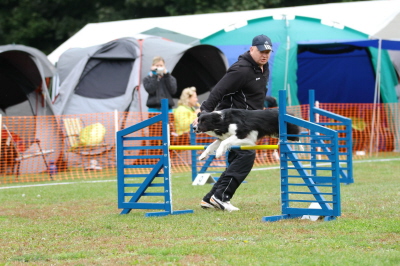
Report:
215,148,225,159
198,152,208,160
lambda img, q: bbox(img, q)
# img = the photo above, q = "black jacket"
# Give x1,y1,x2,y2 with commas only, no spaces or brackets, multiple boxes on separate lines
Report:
201,51,269,112
143,73,177,109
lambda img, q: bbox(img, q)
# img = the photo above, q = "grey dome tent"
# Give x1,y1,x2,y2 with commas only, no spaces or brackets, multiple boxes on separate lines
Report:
53,36,228,115
0,45,55,115
53,37,140,115
0,44,62,175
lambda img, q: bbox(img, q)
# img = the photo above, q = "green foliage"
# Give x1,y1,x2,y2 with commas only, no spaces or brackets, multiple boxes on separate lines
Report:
0,0,127,53
0,0,364,55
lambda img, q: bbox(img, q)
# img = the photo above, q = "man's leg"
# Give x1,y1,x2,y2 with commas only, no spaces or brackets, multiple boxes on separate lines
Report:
213,149,256,202
202,170,226,203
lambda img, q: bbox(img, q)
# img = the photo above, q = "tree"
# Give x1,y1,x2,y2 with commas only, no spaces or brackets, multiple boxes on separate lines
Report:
0,0,128,53
0,0,363,55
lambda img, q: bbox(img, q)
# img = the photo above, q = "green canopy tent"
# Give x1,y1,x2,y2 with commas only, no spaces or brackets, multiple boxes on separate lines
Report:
201,15,398,105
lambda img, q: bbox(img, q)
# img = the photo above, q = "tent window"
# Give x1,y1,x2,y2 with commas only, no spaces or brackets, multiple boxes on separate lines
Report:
75,59,134,99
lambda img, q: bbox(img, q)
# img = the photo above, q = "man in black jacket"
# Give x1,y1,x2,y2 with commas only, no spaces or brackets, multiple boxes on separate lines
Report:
197,34,273,212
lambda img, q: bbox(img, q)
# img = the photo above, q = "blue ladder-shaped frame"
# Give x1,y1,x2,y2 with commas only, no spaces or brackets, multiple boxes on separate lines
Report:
262,90,341,222
117,99,193,217
309,90,354,184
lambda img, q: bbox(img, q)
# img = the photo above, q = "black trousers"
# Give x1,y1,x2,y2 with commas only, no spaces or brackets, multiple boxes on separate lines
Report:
203,149,256,202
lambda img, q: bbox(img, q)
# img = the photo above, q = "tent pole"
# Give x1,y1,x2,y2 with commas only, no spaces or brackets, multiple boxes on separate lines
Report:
283,15,290,105
284,35,290,93
369,39,382,156
138,39,144,118
375,74,381,156
114,109,118,144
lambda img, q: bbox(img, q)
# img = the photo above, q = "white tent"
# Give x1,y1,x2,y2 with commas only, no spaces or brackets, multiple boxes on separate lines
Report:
373,8,400,40
48,0,400,64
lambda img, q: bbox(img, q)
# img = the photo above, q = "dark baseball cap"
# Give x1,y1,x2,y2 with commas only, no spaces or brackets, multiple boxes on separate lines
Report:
252,35,273,52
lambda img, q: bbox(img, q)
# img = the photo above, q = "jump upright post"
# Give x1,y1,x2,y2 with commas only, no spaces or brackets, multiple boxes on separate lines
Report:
116,99,193,217
308,90,354,184
262,90,342,222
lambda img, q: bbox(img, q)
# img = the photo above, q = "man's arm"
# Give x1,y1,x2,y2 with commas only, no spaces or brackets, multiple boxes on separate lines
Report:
143,75,158,94
200,68,244,112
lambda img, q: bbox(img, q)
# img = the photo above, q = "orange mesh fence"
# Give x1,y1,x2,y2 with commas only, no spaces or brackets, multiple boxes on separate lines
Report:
1,103,399,184
317,103,400,154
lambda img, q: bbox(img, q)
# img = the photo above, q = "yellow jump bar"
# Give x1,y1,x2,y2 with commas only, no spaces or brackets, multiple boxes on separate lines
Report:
169,145,279,150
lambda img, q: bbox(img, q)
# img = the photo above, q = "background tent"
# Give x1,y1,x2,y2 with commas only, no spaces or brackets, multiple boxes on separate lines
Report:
47,0,400,65
53,36,227,115
0,44,62,175
53,37,140,115
0,45,55,115
140,27,199,45
201,15,398,105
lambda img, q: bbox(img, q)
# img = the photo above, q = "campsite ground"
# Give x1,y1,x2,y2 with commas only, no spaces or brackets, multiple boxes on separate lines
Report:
0,157,399,265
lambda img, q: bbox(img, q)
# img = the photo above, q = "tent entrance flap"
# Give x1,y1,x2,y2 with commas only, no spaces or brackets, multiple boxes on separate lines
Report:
0,52,43,113
172,45,227,97
297,44,376,104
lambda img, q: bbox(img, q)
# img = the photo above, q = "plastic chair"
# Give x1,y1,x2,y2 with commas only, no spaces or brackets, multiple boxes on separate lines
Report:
62,118,109,169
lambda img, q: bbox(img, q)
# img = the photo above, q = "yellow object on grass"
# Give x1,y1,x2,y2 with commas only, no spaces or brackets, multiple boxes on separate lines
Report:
79,123,106,146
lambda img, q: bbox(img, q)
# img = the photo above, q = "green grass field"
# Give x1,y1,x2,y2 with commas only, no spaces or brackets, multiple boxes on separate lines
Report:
1,158,399,265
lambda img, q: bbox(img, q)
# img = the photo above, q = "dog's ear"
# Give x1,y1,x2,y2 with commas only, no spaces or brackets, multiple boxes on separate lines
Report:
211,112,223,123
197,111,207,117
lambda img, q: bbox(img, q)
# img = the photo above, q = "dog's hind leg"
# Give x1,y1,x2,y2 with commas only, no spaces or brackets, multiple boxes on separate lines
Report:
199,139,221,160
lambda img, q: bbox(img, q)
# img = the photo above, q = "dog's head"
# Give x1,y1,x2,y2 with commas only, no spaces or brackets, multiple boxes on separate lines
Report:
193,111,222,134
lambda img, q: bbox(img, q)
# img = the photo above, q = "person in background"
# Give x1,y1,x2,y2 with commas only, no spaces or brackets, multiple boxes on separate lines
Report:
143,56,177,112
194,34,273,212
173,87,200,136
142,56,177,162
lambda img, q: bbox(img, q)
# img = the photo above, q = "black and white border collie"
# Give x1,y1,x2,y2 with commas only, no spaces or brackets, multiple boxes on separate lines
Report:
193,108,301,160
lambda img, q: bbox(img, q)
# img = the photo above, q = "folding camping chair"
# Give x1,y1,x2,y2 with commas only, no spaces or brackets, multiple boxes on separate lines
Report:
1,124,54,179
62,118,109,169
